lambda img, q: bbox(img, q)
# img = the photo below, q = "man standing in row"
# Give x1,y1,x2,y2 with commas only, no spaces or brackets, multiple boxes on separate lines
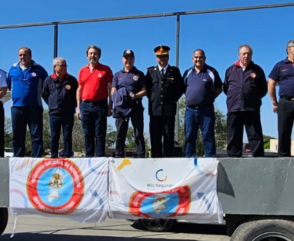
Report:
42,57,78,158
7,47,48,157
183,49,222,157
0,69,7,157
77,45,113,157
268,40,294,157
224,44,267,157
146,45,184,157
111,50,146,158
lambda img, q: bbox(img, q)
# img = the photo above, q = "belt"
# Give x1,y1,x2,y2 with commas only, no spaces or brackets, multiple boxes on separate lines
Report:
280,96,294,101
83,99,106,103
188,105,199,109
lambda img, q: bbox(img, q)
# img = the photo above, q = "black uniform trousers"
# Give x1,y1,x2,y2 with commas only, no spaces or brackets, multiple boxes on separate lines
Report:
115,101,145,158
278,97,294,157
0,102,4,157
227,111,264,157
150,115,175,157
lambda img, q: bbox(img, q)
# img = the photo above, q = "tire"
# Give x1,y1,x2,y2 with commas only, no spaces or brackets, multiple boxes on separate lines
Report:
139,218,176,232
0,208,8,236
230,218,294,241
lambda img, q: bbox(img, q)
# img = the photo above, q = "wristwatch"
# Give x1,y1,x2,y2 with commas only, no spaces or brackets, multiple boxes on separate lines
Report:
272,102,278,106
129,92,135,98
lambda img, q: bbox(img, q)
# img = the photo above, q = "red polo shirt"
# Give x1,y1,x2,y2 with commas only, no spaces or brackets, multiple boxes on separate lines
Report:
78,63,113,101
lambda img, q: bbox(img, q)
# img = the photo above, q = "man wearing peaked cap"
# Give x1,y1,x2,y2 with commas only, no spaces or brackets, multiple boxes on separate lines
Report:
111,49,146,158
146,45,184,157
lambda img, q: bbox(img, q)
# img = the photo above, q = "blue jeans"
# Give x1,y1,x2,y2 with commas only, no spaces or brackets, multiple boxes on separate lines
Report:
185,105,216,157
80,99,107,157
50,113,74,158
11,106,43,157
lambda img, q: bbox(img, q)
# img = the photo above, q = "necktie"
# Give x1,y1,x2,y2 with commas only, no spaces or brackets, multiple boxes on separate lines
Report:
161,69,165,77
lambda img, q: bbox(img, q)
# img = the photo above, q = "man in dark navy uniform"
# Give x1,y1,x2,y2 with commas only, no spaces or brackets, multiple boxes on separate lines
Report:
146,45,184,157
111,50,146,158
268,40,294,156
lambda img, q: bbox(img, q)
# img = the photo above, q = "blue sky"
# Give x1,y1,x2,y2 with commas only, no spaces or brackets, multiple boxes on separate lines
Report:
1,0,293,139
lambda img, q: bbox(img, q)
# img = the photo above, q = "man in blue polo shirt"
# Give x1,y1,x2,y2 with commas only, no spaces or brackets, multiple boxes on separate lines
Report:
42,57,78,158
224,44,267,157
183,49,222,157
268,40,294,157
111,50,146,158
7,47,48,157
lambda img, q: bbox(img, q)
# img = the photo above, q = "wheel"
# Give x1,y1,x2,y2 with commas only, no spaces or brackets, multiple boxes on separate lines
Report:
139,218,176,232
0,208,8,236
230,218,294,241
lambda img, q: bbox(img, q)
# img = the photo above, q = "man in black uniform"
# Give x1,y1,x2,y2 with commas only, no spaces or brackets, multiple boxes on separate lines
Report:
146,45,184,157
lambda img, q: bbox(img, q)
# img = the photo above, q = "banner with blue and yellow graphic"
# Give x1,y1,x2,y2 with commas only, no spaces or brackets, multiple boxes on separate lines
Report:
9,157,108,223
109,158,223,224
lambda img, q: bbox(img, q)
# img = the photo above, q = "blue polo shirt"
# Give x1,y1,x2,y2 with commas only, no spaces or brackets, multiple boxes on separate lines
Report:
269,58,294,97
112,67,145,96
183,64,222,107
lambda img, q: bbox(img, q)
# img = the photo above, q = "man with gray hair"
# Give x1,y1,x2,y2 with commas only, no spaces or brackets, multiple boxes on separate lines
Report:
42,57,78,158
224,44,267,157
268,40,294,156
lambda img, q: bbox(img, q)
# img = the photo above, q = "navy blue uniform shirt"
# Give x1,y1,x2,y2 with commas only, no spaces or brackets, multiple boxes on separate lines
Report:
112,67,145,96
183,64,222,107
42,73,78,115
269,58,294,97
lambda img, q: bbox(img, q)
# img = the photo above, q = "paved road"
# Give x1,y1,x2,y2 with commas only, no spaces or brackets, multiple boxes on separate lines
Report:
1,214,230,241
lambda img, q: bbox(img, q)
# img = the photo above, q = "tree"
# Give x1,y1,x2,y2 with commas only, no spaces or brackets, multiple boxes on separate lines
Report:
177,97,227,156
4,118,12,148
263,134,276,150
106,125,116,148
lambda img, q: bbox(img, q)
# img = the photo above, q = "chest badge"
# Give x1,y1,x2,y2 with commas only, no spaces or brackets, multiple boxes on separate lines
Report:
32,72,36,77
65,85,71,90
203,79,207,82
98,73,102,78
251,73,256,78
133,75,139,81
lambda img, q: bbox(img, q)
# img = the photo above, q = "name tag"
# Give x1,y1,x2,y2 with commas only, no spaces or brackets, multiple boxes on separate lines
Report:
167,77,174,80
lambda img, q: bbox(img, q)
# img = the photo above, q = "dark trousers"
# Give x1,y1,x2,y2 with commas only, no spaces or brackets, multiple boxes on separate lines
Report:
115,103,145,158
80,99,107,157
0,102,4,157
227,111,264,157
185,105,216,157
150,115,175,157
50,113,74,158
278,98,294,156
11,106,43,157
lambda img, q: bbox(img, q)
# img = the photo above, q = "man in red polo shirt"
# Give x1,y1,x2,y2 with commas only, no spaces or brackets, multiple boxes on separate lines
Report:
76,45,113,157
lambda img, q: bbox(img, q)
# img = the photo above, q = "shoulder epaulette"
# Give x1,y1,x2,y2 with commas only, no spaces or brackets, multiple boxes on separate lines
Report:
0,69,7,74
147,66,155,69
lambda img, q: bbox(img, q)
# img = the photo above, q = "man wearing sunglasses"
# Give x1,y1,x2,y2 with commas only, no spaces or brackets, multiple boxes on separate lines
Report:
146,45,184,157
268,40,294,157
42,57,78,158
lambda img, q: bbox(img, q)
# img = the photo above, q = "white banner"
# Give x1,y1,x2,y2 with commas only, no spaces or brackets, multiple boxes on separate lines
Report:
108,158,223,224
9,157,108,223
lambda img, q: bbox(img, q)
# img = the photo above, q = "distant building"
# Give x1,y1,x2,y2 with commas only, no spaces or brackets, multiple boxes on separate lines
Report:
270,139,294,156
